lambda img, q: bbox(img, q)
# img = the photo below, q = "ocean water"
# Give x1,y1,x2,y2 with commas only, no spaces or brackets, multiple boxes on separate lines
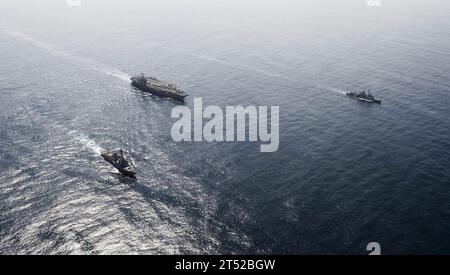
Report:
1,0,450,254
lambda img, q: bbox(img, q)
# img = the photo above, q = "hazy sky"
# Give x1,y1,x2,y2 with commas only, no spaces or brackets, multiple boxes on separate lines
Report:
2,0,450,18
1,0,449,55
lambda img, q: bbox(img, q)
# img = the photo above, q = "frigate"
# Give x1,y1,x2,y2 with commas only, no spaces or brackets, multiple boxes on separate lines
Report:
101,149,136,178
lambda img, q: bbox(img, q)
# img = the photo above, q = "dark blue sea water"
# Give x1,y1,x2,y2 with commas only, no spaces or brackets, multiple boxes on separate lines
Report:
1,0,450,254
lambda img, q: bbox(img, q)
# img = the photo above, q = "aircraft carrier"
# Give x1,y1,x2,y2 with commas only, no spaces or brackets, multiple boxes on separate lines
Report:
130,74,188,102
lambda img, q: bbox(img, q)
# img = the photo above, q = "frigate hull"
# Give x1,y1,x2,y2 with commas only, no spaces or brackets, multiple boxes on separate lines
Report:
101,151,136,179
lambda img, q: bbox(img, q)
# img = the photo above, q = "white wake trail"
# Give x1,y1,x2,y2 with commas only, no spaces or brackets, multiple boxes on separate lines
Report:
329,88,347,95
312,84,349,95
73,131,104,155
3,30,130,82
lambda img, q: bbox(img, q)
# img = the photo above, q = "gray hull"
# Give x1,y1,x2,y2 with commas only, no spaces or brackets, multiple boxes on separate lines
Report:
101,152,136,179
132,81,187,102
346,93,381,104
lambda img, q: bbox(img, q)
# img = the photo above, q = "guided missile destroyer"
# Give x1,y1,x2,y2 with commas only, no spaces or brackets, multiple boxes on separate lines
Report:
346,90,381,104
130,74,188,102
